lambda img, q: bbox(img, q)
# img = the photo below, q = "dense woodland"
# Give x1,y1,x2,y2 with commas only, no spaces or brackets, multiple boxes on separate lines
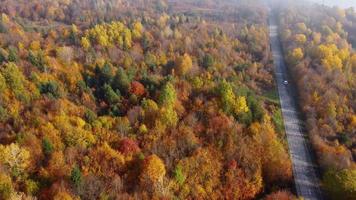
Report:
0,0,296,199
279,4,356,200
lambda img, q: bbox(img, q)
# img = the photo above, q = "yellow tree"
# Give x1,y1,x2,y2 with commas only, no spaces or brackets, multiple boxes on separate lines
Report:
0,143,30,175
234,96,249,114
294,34,307,45
132,21,143,39
288,48,304,65
140,154,166,188
81,37,91,50
218,81,249,116
30,41,41,51
175,53,193,76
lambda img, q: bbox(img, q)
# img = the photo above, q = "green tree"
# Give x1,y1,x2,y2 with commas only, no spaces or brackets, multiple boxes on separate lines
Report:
39,81,62,99
159,82,176,107
8,48,18,62
103,84,120,104
1,62,30,102
174,165,186,185
112,67,130,94
144,52,157,69
202,54,214,69
160,106,178,127
70,165,82,187
218,81,249,117
42,138,54,156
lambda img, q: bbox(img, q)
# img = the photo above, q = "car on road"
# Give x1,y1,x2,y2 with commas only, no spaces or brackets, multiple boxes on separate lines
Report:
283,80,288,85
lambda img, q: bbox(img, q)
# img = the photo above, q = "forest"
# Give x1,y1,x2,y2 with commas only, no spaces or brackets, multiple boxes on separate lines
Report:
278,3,356,200
0,0,355,200
0,0,295,199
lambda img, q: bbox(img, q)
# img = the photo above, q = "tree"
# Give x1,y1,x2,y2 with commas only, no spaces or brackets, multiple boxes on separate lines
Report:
119,138,140,155
323,169,356,200
265,190,296,200
140,154,166,187
0,173,13,199
175,53,193,76
132,21,143,39
123,28,132,50
53,191,74,200
234,96,249,115
81,37,91,50
173,165,186,185
112,68,130,94
30,41,41,51
176,148,223,199
89,142,125,176
71,165,82,187
316,44,343,70
160,106,178,127
247,95,264,122
103,84,120,104
0,73,6,93
144,52,157,69
1,63,25,97
42,138,54,156
202,54,214,69
289,48,304,65
28,51,47,72
294,34,307,45
57,46,73,65
218,81,249,117
8,48,18,62
0,143,30,176
130,81,145,96
39,81,62,99
159,82,176,107
351,54,356,69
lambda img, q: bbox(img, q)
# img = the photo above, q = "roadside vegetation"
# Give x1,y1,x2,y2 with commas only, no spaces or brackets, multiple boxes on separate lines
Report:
278,4,356,199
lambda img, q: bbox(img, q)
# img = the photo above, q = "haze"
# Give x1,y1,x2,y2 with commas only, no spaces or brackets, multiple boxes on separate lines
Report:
309,0,356,8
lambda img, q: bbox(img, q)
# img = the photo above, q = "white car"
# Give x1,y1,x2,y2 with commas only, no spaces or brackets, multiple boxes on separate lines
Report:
283,80,288,85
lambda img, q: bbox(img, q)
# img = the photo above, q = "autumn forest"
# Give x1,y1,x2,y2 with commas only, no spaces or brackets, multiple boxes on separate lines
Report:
0,0,354,200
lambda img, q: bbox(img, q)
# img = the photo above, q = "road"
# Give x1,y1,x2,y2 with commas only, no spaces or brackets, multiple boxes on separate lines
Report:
268,15,324,200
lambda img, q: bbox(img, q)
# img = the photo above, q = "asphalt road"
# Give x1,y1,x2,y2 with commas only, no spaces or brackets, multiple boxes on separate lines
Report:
268,15,324,200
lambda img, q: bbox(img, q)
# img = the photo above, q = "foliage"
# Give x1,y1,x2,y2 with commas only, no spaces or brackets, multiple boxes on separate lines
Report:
279,4,356,188
0,143,30,176
140,154,166,186
175,53,193,76
0,173,13,199
323,169,356,200
0,1,295,199
42,137,54,156
39,80,62,99
159,82,177,107
71,165,82,187
218,81,249,117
